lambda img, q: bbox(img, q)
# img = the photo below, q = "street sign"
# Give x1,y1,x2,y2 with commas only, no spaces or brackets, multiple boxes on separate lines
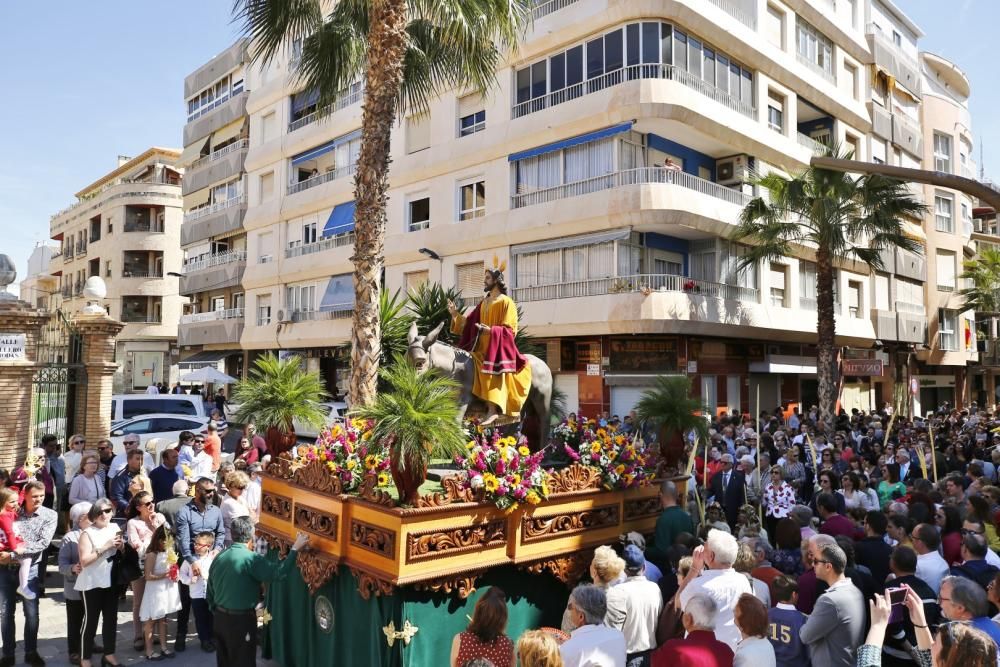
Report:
0,334,25,361
841,359,883,376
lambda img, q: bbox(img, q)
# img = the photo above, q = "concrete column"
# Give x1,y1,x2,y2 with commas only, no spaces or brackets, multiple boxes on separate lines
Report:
73,313,124,447
0,301,47,469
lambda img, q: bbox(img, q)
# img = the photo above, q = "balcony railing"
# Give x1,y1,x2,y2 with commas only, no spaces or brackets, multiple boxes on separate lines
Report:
894,301,926,316
76,242,88,256
183,250,247,273
288,85,365,133
796,53,836,84
179,308,245,325
184,194,246,223
512,273,759,303
797,133,827,156
707,0,757,29
511,63,756,120
530,0,578,19
287,163,356,195
974,219,999,236
285,232,355,259
800,297,817,311
408,220,430,232
51,174,179,222
121,269,164,279
121,315,162,324
511,167,752,209
60,286,73,298
290,308,352,322
189,139,249,171
63,250,74,261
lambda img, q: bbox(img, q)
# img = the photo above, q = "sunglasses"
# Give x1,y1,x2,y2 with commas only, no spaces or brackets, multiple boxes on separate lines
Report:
140,501,154,508
101,508,114,515
97,446,109,451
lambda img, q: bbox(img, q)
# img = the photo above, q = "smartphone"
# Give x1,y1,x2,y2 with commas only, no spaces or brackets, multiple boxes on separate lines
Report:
888,586,907,624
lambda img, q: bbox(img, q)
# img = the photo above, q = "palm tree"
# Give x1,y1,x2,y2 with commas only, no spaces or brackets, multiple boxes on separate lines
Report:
232,353,330,455
635,375,708,469
379,288,413,367
959,247,1000,314
235,0,531,408
733,146,926,427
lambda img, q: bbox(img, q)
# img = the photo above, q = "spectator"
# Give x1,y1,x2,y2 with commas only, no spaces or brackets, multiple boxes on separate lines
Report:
709,454,746,527
816,493,861,540
937,506,964,566
605,544,662,666
177,432,196,469
244,465,262,523
771,519,804,577
839,472,873,512
887,514,914,551
855,511,893,591
877,463,905,510
188,436,214,482
516,630,563,667
677,529,752,650
881,546,940,666
213,389,228,417
178,532,217,657
68,453,105,505
648,481,694,568
745,537,782,596
733,594,775,667
733,543,770,607
125,490,166,651
234,438,259,467
76,498,123,667
246,424,268,462
763,467,795,539
58,502,95,666
656,556,692,644
220,471,251,546
108,436,154,480
449,587,514,667
911,523,950,595
560,584,627,667
41,436,66,508
95,441,115,495
962,517,1000,568
938,575,1000,646
791,506,817,541
621,532,663,584
138,525,181,660
174,477,225,653
0,487,31,600
109,449,146,516
950,533,1000,589
562,546,624,633
799,536,867,667
10,448,56,511
157,480,190,529
766,576,808,667
651,594,734,667
203,424,222,474
148,448,180,504
64,434,86,488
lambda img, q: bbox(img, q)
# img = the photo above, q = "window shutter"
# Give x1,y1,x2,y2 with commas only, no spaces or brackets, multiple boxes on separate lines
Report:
405,114,430,154
404,271,429,292
456,262,484,297
458,94,483,117
769,264,786,291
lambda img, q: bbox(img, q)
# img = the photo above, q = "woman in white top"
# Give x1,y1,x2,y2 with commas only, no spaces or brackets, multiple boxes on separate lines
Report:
69,453,106,505
125,491,165,652
64,434,86,485
857,474,881,512
839,472,873,511
76,498,124,667
733,593,776,667
221,471,251,546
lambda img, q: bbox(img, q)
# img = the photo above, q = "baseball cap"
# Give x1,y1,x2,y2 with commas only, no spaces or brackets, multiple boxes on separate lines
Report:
622,544,645,571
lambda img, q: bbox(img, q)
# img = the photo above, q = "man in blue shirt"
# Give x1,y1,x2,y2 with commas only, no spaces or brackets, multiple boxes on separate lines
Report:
173,477,225,653
938,575,1000,647
767,575,810,667
148,447,181,504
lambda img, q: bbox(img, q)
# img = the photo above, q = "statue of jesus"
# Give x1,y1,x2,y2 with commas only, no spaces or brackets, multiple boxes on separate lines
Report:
447,260,532,426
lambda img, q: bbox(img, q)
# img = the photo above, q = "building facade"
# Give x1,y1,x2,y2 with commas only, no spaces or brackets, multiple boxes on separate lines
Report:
18,243,60,312
49,149,184,392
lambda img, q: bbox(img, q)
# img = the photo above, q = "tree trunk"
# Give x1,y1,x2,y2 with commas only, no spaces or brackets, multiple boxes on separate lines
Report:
815,249,839,431
348,0,409,409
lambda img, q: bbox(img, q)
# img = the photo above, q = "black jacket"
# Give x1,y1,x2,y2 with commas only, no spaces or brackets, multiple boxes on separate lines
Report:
855,536,894,592
708,468,746,525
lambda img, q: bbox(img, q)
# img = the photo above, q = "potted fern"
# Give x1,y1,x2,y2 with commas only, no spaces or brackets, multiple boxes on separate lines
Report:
232,354,330,457
351,355,466,505
635,375,709,471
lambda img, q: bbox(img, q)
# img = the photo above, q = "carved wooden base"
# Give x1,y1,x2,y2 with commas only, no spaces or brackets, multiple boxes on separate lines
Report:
547,463,603,493
412,574,479,599
519,550,593,588
350,567,396,600
298,551,338,595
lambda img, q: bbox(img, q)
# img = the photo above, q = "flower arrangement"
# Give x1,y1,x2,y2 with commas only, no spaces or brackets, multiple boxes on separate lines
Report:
455,430,549,512
164,532,179,582
552,416,587,451
291,419,392,492
564,420,656,489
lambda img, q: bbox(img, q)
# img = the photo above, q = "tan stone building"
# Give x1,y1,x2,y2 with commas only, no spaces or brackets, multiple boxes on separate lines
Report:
18,243,60,312
49,148,185,392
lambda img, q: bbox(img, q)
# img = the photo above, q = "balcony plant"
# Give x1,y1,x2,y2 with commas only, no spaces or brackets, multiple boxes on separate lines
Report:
232,353,330,456
635,375,708,470
351,355,466,505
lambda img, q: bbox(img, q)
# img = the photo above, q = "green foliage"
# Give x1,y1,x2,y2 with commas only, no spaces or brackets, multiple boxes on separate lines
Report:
549,385,568,425
350,355,467,470
405,282,464,346
960,247,1000,314
380,288,414,367
232,353,330,432
635,375,708,443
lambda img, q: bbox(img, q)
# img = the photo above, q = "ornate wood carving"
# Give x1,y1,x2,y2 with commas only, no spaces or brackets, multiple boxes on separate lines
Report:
406,520,506,563
297,550,338,595
350,567,395,600
623,496,661,521
255,526,292,558
415,474,478,508
521,551,592,587
293,502,339,540
546,463,603,493
291,458,344,497
358,473,396,507
350,519,396,558
413,574,479,599
263,456,293,480
261,491,293,521
521,504,620,544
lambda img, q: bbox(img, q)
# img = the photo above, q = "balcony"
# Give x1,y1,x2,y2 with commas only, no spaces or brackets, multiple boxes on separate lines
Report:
63,249,74,262
974,218,1000,237
287,163,356,195
290,309,353,323
121,269,164,279
183,139,249,195
512,273,758,304
121,315,162,324
181,196,247,246
511,63,755,120
183,91,250,147
797,133,827,156
706,0,757,29
288,85,365,133
60,285,73,298
870,104,892,141
795,53,836,85
530,0,579,20
866,27,921,97
179,251,247,295
891,114,923,158
871,308,897,340
178,308,245,346
510,167,751,210
285,232,355,259
979,340,1000,366
897,311,927,344
76,242,88,257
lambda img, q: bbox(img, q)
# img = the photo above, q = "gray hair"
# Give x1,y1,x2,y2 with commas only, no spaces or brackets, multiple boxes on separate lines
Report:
791,505,814,527
172,479,189,496
229,516,255,545
743,536,772,561
87,497,114,522
809,534,847,574
70,502,92,528
739,455,754,467
570,584,608,625
943,575,988,618
706,529,739,566
659,480,678,501
720,454,735,464
684,594,718,629
896,451,910,462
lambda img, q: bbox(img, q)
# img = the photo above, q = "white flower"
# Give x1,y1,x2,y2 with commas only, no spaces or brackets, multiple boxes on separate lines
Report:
470,475,485,489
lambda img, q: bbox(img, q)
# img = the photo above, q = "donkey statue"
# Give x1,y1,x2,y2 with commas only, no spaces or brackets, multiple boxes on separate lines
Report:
405,321,553,451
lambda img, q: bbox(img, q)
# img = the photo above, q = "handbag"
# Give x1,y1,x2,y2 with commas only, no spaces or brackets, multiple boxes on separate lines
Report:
111,543,143,586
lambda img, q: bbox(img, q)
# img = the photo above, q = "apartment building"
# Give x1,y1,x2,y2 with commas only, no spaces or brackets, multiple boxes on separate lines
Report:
176,39,250,379
228,0,982,416
49,149,185,392
18,243,60,311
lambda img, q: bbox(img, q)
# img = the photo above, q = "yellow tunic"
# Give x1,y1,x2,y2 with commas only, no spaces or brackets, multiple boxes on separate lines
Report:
451,294,532,417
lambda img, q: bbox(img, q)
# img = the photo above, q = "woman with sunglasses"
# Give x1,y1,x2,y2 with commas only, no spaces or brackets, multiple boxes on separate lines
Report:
839,472,873,512
877,463,906,510
69,453,106,505
76,498,124,667
64,434,87,486
125,491,165,652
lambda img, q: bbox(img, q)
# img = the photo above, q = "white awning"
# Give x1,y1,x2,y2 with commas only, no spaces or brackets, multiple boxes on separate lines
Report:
749,355,817,374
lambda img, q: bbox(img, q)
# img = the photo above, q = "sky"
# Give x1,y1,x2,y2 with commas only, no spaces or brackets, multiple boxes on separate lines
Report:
1,1,998,294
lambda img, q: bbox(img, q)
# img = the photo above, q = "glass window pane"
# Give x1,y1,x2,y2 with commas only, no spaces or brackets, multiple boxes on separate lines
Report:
660,24,671,65
587,37,604,79
703,48,715,86
687,37,702,77
551,53,566,92
741,69,753,107
729,63,740,99
605,29,623,72
673,30,687,70
566,45,584,86
716,54,728,94
531,61,547,99
642,22,660,63
516,67,531,104
627,23,641,66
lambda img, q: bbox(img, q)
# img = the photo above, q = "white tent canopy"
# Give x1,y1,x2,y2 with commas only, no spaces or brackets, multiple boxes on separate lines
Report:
179,367,237,384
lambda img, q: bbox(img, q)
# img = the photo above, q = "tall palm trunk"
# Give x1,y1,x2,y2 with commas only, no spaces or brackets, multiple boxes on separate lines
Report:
815,249,838,430
348,0,409,408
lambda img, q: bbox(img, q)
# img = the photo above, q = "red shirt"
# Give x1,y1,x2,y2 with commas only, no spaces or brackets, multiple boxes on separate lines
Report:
204,434,222,472
752,565,784,604
818,513,862,541
652,630,734,667
455,632,512,667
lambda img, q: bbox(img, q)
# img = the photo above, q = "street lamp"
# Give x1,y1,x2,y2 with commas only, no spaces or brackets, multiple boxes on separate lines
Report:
418,248,441,261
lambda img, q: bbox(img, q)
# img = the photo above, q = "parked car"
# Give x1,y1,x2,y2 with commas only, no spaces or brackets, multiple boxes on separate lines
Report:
292,401,348,439
111,394,207,422
108,414,210,459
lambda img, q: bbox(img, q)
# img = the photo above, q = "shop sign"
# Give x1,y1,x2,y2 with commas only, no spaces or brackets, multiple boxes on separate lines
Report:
0,334,25,361
609,338,678,372
586,364,601,376
841,359,883,376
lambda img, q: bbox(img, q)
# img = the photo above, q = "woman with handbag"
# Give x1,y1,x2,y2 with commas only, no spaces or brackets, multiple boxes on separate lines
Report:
125,491,165,652
77,498,124,667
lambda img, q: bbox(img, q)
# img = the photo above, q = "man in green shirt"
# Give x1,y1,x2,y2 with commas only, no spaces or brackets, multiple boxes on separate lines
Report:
206,516,309,666
647,480,695,567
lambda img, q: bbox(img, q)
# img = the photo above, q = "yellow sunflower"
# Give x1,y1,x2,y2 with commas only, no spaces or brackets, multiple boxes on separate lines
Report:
615,464,625,475
518,446,530,456
483,473,499,493
364,454,377,470
377,472,390,486
526,490,541,504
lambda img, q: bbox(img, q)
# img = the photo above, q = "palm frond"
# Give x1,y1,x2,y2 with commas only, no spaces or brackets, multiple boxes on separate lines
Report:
231,353,330,431
406,282,465,345
233,0,324,66
380,288,414,367
959,247,1000,313
634,375,708,443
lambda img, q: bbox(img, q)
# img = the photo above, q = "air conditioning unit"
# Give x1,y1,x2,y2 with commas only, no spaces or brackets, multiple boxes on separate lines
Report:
277,309,291,323
716,155,749,186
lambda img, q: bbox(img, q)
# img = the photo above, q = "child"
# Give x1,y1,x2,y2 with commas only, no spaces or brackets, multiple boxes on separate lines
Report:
139,524,181,659
767,575,810,667
0,487,33,599
178,531,216,647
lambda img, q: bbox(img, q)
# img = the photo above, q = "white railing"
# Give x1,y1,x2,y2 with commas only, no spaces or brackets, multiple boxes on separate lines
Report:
797,133,827,156
184,194,246,223
511,167,752,209
287,85,365,133
183,250,247,274
796,53,836,84
189,139,248,171
258,255,274,264
179,308,244,325
285,232,355,258
408,220,430,232
287,163,356,195
121,270,164,279
511,63,756,120
707,0,757,29
291,308,352,322
531,0,578,19
800,297,817,311
51,176,180,224
512,273,759,303
185,89,247,123
895,301,925,315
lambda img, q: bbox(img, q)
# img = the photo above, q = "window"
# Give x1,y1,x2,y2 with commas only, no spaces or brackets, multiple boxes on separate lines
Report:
185,72,244,121
796,18,834,78
873,273,889,311
767,91,784,132
105,260,111,278
261,112,277,143
257,232,273,264
934,133,952,173
408,197,430,231
259,172,274,204
848,280,862,317
456,262,484,298
212,297,226,312
404,271,429,292
935,194,954,233
765,5,785,50
845,134,861,161
458,95,485,136
939,308,957,351
895,277,924,312
287,284,316,314
459,180,486,221
769,263,787,307
406,114,430,153
936,249,956,291
302,222,318,246
107,218,113,234
719,242,757,290
256,294,272,326
844,62,859,100
892,30,902,47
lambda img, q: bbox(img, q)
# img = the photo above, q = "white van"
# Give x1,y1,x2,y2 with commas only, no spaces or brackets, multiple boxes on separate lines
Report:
111,394,207,422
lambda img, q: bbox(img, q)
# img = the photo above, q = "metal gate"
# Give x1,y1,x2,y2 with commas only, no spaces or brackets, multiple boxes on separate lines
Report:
30,310,86,447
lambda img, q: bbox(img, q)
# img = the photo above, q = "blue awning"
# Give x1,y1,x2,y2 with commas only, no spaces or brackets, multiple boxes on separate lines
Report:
320,274,354,312
291,129,362,166
322,201,356,237
508,122,634,162
290,88,320,114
